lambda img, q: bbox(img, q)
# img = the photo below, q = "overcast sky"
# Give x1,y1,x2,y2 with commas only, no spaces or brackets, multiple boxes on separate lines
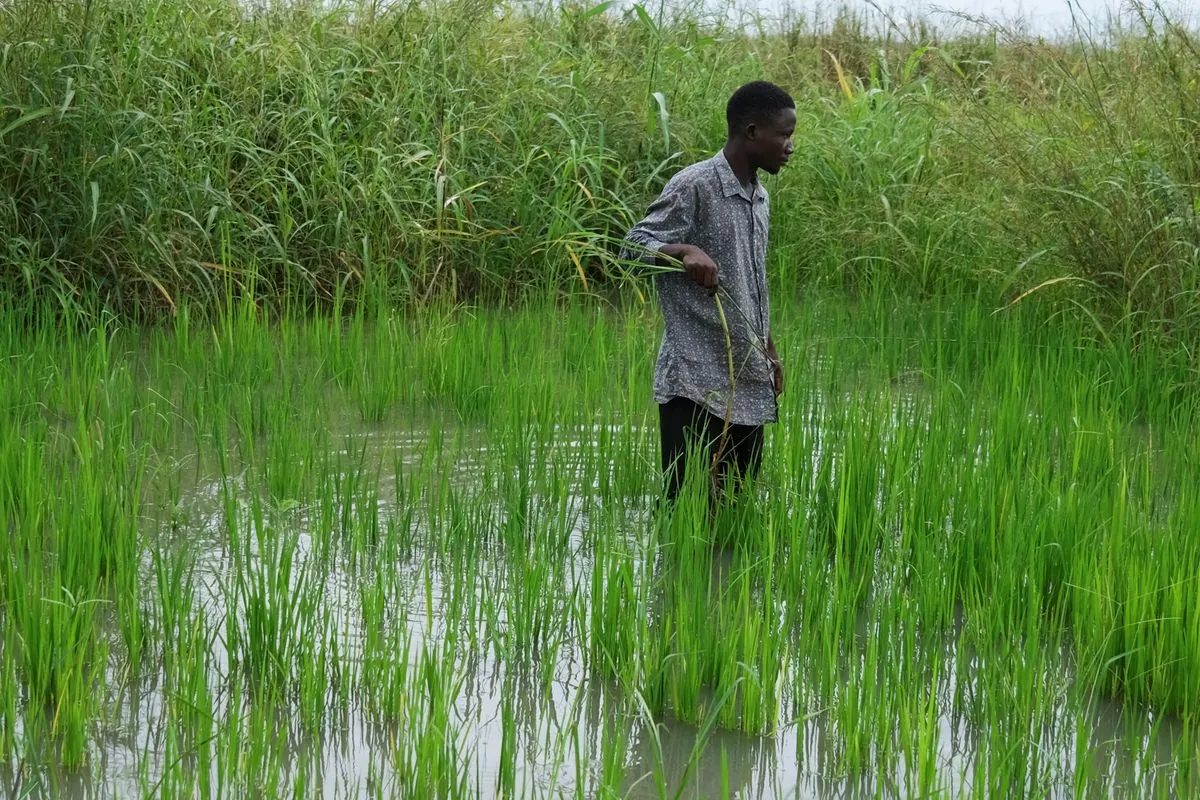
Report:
724,0,1196,37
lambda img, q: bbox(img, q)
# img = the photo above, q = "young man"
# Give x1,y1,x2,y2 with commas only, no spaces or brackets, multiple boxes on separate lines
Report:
621,81,795,503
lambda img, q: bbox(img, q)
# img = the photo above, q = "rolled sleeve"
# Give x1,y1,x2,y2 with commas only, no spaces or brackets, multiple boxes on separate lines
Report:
620,175,698,266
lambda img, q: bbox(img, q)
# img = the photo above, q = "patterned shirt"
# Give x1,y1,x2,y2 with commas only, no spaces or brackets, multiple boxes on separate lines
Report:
621,150,777,426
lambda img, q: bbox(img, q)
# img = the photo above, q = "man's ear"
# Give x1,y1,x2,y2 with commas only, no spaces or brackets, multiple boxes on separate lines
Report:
745,121,758,141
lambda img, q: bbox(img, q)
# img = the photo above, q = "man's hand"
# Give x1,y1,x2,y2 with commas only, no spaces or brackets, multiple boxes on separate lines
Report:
767,337,783,397
662,244,719,295
680,246,719,295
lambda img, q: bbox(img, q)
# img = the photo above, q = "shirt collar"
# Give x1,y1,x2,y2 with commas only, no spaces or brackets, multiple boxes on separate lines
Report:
712,149,764,203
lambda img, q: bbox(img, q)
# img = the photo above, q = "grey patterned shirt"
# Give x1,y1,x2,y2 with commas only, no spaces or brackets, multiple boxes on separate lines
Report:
622,150,777,426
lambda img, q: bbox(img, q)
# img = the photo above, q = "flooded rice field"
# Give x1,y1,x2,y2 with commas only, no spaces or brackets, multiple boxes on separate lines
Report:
2,303,1198,798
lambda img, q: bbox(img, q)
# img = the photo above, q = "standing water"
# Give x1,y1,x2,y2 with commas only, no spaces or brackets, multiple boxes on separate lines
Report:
2,301,1196,798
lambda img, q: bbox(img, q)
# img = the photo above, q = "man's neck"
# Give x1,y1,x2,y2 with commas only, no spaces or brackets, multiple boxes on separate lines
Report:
722,143,756,189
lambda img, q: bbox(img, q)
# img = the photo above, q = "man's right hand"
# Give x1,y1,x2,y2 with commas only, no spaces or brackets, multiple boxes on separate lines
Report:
677,245,719,295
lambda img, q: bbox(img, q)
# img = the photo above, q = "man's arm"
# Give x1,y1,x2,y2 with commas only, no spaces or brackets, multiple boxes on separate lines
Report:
620,177,719,294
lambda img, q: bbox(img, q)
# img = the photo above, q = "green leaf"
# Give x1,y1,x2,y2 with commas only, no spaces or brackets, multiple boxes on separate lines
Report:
632,4,658,35
901,45,930,84
582,0,617,20
932,47,967,80
0,106,54,139
60,77,76,115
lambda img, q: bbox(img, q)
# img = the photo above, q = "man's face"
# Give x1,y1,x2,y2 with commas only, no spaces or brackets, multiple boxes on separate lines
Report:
748,107,797,175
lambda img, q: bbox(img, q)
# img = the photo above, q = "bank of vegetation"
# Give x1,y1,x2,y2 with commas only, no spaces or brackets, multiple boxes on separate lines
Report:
1,0,1196,339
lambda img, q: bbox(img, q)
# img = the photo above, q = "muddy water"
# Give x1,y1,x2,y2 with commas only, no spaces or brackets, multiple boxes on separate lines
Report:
2,414,1192,799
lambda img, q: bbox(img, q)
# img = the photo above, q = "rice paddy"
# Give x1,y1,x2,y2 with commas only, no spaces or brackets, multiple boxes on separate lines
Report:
3,0,1200,794
2,290,1198,798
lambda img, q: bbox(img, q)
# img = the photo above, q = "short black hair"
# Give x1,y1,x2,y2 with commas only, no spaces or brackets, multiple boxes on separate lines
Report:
726,81,795,134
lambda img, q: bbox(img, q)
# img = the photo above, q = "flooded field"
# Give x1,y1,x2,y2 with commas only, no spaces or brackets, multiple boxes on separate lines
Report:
2,299,1198,798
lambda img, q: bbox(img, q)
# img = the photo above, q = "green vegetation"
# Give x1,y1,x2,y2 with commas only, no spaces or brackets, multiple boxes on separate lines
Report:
1,0,1197,336
1,289,1198,796
2,0,1199,795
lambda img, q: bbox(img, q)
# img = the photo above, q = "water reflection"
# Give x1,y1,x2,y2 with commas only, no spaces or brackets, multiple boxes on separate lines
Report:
4,420,1194,798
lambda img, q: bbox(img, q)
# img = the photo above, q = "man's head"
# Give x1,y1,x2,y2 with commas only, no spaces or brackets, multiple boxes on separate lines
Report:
726,81,796,175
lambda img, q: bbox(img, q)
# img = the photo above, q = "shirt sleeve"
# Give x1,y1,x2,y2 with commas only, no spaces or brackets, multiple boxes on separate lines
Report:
619,174,698,267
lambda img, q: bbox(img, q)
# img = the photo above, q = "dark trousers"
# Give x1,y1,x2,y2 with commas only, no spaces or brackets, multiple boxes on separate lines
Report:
659,396,764,503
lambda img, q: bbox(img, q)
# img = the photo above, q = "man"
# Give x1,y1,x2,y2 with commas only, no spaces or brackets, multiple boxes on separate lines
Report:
621,81,795,504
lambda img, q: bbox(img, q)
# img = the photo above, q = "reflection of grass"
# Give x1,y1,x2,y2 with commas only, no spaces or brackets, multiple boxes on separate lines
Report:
1,289,1199,795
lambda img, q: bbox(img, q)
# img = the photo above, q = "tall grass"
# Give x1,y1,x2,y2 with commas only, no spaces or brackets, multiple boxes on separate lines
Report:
1,0,1198,349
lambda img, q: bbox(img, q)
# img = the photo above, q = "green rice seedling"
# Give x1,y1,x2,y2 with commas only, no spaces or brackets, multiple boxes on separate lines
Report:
1070,702,1094,798
298,615,343,732
19,586,106,770
586,537,644,687
640,475,714,725
1,427,110,769
595,697,632,798
1171,720,1198,798
496,685,519,798
342,311,409,423
362,621,416,729
214,688,292,800
434,514,492,658
153,614,217,799
830,630,874,776
496,524,573,667
380,449,419,564
389,641,473,798
332,441,384,564
541,677,619,799
906,648,946,798
111,556,147,681
78,417,152,679
0,623,16,764
153,540,198,671
223,496,326,702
